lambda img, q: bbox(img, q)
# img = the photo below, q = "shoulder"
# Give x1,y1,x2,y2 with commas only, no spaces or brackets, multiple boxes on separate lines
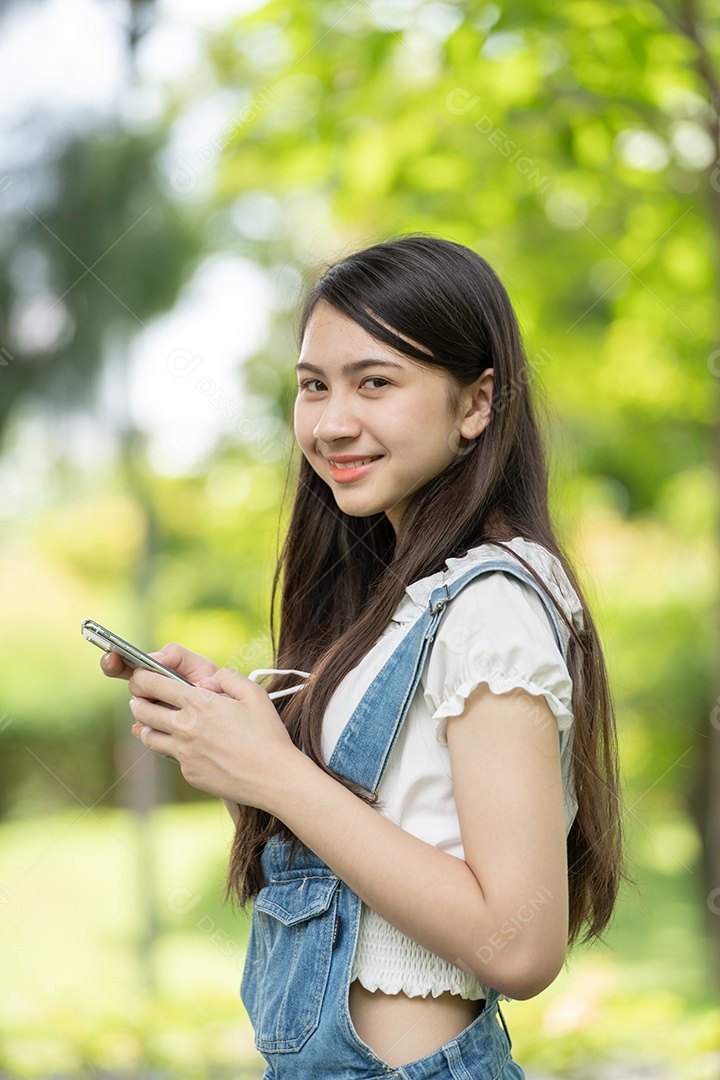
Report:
427,569,566,683
403,537,583,640
419,540,581,744
440,569,559,635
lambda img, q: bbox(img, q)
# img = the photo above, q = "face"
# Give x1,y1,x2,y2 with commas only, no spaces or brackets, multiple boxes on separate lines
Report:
293,301,493,532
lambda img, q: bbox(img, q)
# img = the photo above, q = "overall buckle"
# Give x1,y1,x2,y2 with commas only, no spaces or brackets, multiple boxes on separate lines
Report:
428,583,451,615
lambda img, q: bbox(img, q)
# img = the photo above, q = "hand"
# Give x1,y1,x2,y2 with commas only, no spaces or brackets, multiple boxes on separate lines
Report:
101,641,218,684
126,666,301,810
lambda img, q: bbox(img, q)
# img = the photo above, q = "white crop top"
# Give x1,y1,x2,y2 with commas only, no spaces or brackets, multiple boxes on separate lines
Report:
319,538,585,1002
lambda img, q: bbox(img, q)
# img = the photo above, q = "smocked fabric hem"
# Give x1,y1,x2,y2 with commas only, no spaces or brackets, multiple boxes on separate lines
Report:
350,972,513,1005
352,905,493,1003
350,970,486,1001
431,673,573,744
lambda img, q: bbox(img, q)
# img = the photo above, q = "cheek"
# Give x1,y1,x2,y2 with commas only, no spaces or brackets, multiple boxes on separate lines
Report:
414,406,462,470
387,396,455,451
293,401,312,448
294,405,326,478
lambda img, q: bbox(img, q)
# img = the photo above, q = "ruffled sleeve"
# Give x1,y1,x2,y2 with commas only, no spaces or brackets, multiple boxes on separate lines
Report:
422,570,574,746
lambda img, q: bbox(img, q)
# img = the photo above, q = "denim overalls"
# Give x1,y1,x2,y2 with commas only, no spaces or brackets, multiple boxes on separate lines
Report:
241,556,569,1079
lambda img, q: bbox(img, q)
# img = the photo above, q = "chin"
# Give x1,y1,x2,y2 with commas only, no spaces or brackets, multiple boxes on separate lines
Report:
335,504,378,518
332,497,384,518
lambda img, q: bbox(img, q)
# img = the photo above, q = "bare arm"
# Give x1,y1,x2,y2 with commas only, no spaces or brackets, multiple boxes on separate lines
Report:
263,682,568,1000
126,666,569,999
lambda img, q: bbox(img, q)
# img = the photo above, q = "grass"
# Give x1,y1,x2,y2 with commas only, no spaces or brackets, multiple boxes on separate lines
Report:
0,802,717,1078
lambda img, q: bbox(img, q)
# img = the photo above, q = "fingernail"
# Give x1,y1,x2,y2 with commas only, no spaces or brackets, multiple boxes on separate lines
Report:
131,721,143,737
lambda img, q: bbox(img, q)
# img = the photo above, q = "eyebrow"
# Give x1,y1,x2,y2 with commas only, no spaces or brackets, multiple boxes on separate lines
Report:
294,358,406,377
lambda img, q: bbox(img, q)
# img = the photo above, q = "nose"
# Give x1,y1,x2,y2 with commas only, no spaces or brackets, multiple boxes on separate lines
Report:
312,393,362,443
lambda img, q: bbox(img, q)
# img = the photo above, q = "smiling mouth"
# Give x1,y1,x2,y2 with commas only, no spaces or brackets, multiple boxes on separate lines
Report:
328,456,382,469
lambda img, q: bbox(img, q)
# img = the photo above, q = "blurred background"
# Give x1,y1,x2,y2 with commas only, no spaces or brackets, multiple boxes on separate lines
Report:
1,0,719,1076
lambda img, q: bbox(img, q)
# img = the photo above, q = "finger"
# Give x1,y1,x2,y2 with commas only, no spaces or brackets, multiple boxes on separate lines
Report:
128,667,188,707
195,674,226,695
201,666,254,701
153,642,218,683
129,695,177,734
129,694,197,734
101,650,131,680
133,722,177,760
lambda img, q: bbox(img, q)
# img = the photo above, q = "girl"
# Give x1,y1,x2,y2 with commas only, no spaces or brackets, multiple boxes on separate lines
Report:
102,236,626,1079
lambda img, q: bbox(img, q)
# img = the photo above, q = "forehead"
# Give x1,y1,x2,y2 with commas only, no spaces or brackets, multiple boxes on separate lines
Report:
299,302,400,359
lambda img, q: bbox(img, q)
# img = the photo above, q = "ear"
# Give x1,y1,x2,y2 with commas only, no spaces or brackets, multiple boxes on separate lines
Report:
459,367,493,440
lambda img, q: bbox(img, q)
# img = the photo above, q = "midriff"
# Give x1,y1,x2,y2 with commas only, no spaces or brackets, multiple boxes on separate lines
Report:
348,978,485,1068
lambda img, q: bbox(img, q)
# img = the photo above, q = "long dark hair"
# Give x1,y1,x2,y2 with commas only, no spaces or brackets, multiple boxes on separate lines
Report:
227,235,628,948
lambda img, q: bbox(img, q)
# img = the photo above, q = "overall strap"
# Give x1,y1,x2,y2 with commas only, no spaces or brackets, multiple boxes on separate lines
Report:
327,557,569,796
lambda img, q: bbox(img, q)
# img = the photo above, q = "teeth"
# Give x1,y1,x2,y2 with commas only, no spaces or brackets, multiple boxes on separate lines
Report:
331,457,378,469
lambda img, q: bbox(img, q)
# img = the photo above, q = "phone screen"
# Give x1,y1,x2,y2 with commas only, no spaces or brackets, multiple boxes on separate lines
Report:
81,619,194,685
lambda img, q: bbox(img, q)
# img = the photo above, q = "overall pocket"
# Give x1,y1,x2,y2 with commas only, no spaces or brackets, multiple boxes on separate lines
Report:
241,873,341,1054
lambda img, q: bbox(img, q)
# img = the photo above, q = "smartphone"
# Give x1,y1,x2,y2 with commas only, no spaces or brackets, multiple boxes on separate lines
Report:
81,619,194,686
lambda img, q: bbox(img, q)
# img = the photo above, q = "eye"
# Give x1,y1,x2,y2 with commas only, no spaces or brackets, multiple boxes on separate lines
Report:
363,377,390,389
298,379,327,392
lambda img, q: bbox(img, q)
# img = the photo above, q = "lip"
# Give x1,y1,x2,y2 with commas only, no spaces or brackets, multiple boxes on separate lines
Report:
324,454,383,464
325,454,383,483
